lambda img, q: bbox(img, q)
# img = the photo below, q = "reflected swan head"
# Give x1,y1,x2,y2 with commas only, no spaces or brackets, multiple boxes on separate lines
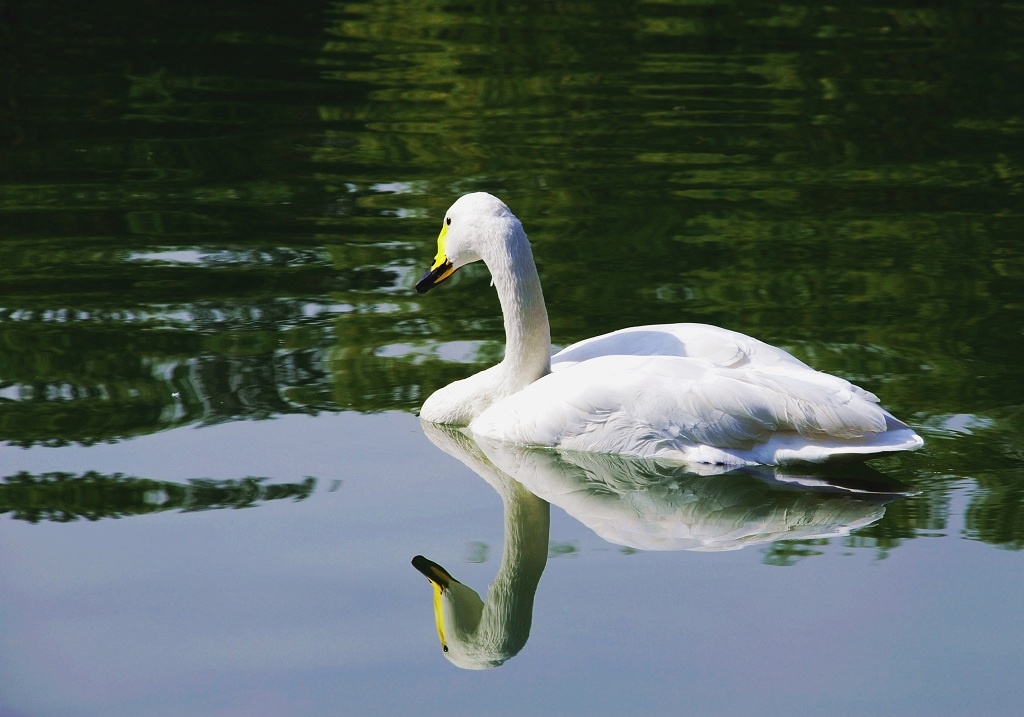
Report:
412,555,507,670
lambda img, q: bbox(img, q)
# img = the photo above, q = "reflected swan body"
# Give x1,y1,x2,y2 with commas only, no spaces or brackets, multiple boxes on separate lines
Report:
476,436,903,552
417,192,923,466
415,424,906,668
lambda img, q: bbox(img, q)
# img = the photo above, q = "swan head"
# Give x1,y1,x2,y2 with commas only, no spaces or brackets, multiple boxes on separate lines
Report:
415,192,522,294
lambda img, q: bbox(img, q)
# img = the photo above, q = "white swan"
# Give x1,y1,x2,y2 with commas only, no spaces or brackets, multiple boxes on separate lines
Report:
416,192,923,466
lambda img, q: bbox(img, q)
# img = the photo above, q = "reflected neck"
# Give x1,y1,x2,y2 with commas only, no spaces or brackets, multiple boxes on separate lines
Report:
479,474,550,662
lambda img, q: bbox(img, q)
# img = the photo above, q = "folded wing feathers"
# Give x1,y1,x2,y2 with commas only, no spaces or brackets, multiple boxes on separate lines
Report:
585,359,891,448
473,352,894,455
692,368,888,443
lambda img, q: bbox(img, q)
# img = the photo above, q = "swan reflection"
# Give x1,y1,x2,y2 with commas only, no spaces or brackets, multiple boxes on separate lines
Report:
413,423,549,670
476,436,907,552
414,423,906,668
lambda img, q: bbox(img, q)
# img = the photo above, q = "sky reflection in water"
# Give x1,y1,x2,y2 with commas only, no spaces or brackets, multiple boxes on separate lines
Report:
3,412,1021,716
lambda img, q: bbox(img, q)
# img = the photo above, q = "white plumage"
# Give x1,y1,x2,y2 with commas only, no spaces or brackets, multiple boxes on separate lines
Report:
416,192,923,466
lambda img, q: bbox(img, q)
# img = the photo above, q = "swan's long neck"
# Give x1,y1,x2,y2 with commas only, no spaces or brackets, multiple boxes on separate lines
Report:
488,226,551,391
419,215,552,425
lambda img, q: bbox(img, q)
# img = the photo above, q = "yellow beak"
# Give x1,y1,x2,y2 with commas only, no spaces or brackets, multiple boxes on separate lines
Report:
416,223,457,293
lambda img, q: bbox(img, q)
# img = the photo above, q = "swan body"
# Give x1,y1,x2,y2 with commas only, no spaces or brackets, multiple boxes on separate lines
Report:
416,192,923,466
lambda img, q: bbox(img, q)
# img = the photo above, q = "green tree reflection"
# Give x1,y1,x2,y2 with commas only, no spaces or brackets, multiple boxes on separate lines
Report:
0,471,316,524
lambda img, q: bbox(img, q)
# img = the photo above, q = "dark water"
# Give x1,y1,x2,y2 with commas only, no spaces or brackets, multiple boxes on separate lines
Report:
2,0,1023,714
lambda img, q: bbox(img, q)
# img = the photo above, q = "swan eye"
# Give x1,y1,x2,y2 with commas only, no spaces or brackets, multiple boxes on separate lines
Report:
446,217,451,226
443,645,448,652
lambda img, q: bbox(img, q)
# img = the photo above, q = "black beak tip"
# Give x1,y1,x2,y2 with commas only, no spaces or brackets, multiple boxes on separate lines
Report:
411,554,452,588
415,275,433,294
416,265,452,294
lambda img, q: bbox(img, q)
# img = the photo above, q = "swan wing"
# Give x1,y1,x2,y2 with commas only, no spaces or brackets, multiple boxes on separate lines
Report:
554,323,816,372
471,353,920,465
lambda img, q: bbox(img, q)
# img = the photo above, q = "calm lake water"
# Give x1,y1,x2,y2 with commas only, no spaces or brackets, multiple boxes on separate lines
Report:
2,0,1023,715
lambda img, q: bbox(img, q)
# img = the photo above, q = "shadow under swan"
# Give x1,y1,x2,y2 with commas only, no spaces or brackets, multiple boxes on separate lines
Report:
414,423,908,668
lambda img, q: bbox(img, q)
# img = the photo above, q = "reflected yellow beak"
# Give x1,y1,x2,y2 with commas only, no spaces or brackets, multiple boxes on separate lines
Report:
416,222,457,294
412,555,457,653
